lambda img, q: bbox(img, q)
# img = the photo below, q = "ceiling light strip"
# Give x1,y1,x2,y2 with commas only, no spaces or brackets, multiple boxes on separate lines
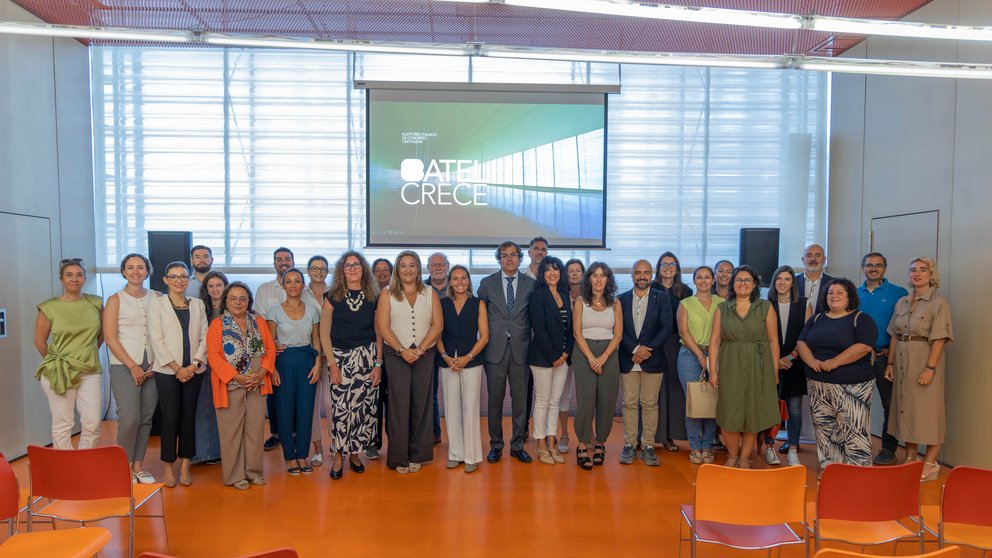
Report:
0,21,189,42
811,16,992,42
484,47,785,69
797,57,992,79
503,0,802,30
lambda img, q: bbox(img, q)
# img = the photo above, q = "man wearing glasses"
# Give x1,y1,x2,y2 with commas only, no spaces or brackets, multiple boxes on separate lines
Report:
477,241,536,463
255,247,295,451
426,252,450,444
185,245,214,297
857,252,908,466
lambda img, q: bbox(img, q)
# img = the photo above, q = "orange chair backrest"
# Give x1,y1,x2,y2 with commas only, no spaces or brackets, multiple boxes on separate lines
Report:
694,464,806,525
0,452,20,522
942,466,992,527
813,545,961,557
817,461,922,522
27,445,131,501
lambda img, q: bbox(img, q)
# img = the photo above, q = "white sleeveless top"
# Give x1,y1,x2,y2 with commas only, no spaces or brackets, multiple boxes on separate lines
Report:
581,300,616,340
389,288,434,349
110,289,156,365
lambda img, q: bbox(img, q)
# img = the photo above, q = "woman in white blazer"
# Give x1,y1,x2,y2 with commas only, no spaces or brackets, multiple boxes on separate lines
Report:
148,261,208,487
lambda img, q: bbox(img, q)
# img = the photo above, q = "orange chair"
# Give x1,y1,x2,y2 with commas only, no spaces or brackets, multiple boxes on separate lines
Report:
679,463,808,557
813,545,961,557
139,548,298,558
26,445,167,558
2,452,113,557
813,461,924,552
934,466,992,552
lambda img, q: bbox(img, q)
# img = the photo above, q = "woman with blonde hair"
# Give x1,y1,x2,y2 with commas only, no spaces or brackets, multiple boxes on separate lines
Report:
885,257,953,482
375,250,443,473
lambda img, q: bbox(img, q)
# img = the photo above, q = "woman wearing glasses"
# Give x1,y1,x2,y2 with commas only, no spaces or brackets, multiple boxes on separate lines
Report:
708,265,780,469
34,258,104,450
148,262,209,487
103,253,160,481
320,253,382,479
206,282,277,489
651,251,692,452
303,255,331,467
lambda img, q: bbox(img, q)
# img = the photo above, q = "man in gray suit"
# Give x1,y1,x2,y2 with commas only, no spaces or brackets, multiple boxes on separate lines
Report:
477,240,535,464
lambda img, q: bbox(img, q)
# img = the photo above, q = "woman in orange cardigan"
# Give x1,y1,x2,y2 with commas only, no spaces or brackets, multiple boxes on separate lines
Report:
206,281,277,490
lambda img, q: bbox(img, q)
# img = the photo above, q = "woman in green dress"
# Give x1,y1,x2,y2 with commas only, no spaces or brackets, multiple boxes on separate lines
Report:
708,265,780,468
33,258,104,449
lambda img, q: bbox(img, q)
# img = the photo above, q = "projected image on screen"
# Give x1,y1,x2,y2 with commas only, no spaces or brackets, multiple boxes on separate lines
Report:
367,88,606,247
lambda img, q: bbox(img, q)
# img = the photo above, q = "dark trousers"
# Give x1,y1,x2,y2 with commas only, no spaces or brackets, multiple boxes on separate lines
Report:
385,349,435,469
267,390,279,435
372,365,388,450
155,371,205,463
873,353,898,452
654,336,687,443
432,357,442,438
274,346,318,461
484,346,530,452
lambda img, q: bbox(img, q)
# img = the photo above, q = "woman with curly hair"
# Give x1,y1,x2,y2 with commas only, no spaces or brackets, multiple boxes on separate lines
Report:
571,262,623,471
319,251,383,479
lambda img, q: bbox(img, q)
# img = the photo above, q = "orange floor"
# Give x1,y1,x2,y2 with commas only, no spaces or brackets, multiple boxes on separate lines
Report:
4,419,963,558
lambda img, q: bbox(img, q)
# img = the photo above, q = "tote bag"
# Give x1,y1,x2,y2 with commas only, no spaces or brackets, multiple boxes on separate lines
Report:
686,371,718,419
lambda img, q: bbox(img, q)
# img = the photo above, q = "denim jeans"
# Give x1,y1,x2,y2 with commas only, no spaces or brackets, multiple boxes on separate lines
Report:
784,395,803,447
676,346,717,451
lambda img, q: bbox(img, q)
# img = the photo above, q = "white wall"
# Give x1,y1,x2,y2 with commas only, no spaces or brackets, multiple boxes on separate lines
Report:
829,0,992,467
0,0,96,457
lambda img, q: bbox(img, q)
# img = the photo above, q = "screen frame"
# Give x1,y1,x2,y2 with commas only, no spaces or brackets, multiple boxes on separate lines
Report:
361,81,616,249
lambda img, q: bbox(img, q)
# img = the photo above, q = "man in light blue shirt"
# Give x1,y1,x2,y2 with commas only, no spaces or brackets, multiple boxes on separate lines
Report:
857,252,909,466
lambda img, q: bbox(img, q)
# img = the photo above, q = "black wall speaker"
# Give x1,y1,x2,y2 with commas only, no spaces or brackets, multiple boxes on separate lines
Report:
148,231,192,293
739,228,780,288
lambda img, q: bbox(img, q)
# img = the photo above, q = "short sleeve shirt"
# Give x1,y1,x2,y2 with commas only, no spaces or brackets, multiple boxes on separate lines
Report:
265,303,319,347
799,311,878,384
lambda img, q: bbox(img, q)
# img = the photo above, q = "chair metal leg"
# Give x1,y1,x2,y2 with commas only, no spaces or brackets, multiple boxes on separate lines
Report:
128,513,135,558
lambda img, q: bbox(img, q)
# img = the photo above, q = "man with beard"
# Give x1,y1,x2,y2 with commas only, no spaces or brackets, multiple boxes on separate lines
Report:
185,245,213,297
795,243,833,314
426,252,450,444
857,252,908,465
256,247,295,451
617,259,672,466
521,236,548,279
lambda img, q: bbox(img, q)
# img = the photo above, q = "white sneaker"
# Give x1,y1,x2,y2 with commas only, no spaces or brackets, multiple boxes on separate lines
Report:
787,449,800,466
764,445,781,465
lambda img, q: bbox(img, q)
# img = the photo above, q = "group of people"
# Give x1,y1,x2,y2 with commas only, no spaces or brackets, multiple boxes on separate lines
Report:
32,239,953,489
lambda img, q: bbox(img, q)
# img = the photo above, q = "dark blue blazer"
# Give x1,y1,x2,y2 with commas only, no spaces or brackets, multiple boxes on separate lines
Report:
796,272,833,313
618,288,673,373
527,286,574,368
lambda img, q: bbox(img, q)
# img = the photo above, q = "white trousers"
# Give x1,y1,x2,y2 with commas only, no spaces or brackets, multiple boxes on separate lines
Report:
440,365,483,465
531,363,569,439
40,373,102,450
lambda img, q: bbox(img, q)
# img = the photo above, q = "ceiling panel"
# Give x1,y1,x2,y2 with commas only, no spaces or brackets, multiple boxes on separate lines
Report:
12,0,935,56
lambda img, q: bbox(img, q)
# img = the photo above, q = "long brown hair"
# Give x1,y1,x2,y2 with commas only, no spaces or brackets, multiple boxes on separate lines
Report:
329,251,378,303
389,250,426,301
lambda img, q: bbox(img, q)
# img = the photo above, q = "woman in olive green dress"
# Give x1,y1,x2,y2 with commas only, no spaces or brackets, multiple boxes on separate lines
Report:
33,258,104,449
708,265,780,468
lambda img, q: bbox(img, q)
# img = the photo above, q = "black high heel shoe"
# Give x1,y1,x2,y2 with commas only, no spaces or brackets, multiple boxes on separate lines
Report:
593,445,606,466
349,456,365,473
576,447,593,471
330,459,344,480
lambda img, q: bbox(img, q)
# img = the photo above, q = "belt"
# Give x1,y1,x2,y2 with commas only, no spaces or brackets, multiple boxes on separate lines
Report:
897,334,928,343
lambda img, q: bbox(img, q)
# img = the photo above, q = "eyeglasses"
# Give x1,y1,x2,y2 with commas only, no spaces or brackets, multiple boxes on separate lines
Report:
498,252,521,260
659,262,678,269
343,262,363,271
166,274,190,281
226,296,249,303
864,263,886,269
308,266,328,273
429,263,448,269
61,258,84,266
734,278,755,285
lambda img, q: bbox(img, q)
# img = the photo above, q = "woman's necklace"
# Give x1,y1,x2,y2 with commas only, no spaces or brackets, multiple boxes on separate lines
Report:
170,296,189,310
345,289,366,312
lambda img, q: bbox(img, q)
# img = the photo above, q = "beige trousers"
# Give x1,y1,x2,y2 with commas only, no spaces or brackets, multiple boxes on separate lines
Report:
621,371,663,446
216,387,266,485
